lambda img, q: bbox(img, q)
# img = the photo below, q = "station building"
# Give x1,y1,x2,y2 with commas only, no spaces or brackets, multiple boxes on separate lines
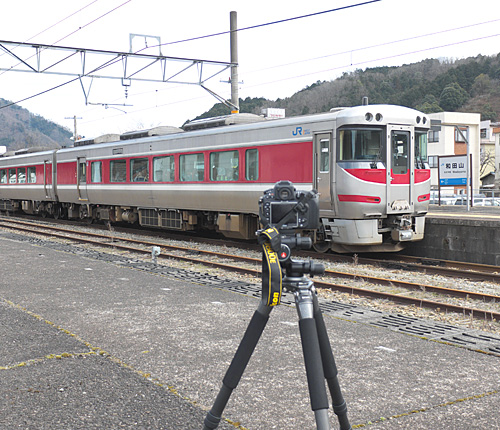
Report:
427,111,481,193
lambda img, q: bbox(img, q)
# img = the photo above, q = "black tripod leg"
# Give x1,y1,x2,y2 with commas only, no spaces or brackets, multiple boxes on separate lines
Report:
296,289,331,430
203,303,272,430
313,295,352,430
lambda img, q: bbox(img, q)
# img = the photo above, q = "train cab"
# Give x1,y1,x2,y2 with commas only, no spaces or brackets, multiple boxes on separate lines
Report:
313,105,430,252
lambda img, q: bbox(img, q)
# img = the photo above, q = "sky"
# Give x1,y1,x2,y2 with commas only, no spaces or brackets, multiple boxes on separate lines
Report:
1,0,499,140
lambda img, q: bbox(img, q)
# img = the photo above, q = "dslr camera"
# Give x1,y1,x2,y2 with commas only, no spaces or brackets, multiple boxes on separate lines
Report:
259,180,320,232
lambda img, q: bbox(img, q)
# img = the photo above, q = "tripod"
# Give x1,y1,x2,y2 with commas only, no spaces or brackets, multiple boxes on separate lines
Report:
203,237,351,430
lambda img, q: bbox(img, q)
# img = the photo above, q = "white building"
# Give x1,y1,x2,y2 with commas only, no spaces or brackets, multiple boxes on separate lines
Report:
427,111,481,193
479,120,499,181
494,126,500,188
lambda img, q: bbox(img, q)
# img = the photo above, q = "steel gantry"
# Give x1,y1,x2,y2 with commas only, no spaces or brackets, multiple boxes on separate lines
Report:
0,39,235,106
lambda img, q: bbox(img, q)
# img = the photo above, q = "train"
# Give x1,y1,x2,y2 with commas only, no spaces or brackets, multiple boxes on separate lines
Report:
0,104,431,253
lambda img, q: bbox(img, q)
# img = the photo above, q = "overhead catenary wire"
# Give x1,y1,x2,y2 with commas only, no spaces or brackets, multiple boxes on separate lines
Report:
0,1,379,111
0,1,498,122
0,0,132,78
77,24,500,128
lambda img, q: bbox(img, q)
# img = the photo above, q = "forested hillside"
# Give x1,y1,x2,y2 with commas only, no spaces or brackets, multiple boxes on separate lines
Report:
195,54,500,122
0,99,72,151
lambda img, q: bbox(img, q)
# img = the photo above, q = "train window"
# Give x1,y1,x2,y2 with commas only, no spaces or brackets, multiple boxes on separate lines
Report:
180,153,204,181
415,130,428,168
338,128,384,162
391,131,409,175
210,150,239,181
91,161,102,183
153,156,175,182
319,139,330,172
18,167,26,183
78,161,86,183
245,149,259,181
0,169,6,184
27,166,36,183
131,158,149,182
110,160,127,182
9,168,16,184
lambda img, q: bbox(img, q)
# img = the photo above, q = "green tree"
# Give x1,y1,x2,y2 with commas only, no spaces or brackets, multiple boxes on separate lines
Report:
416,95,443,113
439,82,469,111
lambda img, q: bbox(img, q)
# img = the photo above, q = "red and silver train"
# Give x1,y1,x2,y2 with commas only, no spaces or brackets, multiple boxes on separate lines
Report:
0,104,430,252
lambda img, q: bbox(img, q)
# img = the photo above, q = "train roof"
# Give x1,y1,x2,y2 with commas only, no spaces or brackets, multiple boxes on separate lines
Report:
0,104,429,159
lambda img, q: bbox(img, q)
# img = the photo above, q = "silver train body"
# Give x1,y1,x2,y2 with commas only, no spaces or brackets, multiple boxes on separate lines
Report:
0,104,431,252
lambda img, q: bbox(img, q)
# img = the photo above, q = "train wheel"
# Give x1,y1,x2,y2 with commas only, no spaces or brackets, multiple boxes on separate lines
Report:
313,241,330,253
54,206,62,219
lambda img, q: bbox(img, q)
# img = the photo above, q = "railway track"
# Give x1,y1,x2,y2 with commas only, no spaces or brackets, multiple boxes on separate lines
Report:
1,216,499,323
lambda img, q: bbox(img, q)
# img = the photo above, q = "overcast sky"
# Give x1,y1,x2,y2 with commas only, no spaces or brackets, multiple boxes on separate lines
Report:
1,0,499,139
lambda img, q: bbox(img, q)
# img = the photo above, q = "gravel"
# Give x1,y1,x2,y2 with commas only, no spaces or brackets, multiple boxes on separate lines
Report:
2,219,499,336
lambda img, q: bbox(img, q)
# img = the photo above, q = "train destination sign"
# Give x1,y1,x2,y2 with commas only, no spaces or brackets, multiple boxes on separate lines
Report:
438,155,468,186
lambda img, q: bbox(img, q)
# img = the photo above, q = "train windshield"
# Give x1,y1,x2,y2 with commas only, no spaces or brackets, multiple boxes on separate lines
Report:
338,127,385,163
414,130,428,168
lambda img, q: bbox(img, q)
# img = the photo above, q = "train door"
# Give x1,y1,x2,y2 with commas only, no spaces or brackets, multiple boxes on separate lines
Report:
77,157,88,201
314,132,333,214
386,125,413,213
43,151,58,201
43,159,53,200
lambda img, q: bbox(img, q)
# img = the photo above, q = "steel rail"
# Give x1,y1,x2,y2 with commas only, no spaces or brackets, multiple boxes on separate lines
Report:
1,218,499,322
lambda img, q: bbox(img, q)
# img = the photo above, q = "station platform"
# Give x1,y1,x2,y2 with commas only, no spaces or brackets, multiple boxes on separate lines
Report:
403,204,500,265
1,231,499,429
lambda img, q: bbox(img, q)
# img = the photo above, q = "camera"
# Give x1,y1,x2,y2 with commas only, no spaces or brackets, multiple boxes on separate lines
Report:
259,180,320,232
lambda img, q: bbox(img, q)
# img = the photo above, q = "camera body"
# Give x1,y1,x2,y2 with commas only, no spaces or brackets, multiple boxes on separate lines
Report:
259,180,320,232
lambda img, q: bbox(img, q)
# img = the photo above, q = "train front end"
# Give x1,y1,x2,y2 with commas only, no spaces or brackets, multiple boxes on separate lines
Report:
327,105,430,253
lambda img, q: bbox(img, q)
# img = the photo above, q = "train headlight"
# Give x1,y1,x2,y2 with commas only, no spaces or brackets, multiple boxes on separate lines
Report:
400,230,413,241
391,230,413,242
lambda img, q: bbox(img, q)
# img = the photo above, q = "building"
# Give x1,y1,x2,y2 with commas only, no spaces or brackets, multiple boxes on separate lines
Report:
479,120,499,184
494,126,500,188
427,111,481,194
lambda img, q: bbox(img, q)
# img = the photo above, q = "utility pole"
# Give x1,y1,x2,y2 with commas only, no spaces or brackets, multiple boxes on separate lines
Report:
65,115,82,143
230,11,239,114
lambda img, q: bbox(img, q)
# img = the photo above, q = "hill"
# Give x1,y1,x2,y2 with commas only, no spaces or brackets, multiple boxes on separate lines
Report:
0,99,72,151
194,54,500,122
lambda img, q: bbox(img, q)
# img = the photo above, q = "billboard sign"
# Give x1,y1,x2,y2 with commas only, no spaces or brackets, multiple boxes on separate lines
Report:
438,155,468,186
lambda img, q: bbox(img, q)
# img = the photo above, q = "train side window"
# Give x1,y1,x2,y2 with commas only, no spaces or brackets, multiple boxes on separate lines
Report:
415,130,428,168
110,160,127,182
91,161,102,183
153,156,175,182
319,139,330,172
9,168,16,184
18,167,26,183
27,166,36,183
0,169,7,184
131,158,149,182
210,150,239,181
180,153,204,181
245,149,259,181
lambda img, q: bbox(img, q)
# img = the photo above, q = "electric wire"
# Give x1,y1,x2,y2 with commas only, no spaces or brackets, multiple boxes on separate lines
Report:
0,0,131,78
0,0,100,61
0,0,376,111
78,26,500,127
244,17,500,75
0,1,498,123
134,0,382,54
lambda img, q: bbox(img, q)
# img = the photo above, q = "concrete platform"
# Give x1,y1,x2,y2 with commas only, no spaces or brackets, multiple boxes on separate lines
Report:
0,231,499,429
403,205,500,265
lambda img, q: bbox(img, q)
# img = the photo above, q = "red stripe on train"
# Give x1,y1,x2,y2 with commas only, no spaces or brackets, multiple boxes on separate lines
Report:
338,195,381,203
344,168,430,184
